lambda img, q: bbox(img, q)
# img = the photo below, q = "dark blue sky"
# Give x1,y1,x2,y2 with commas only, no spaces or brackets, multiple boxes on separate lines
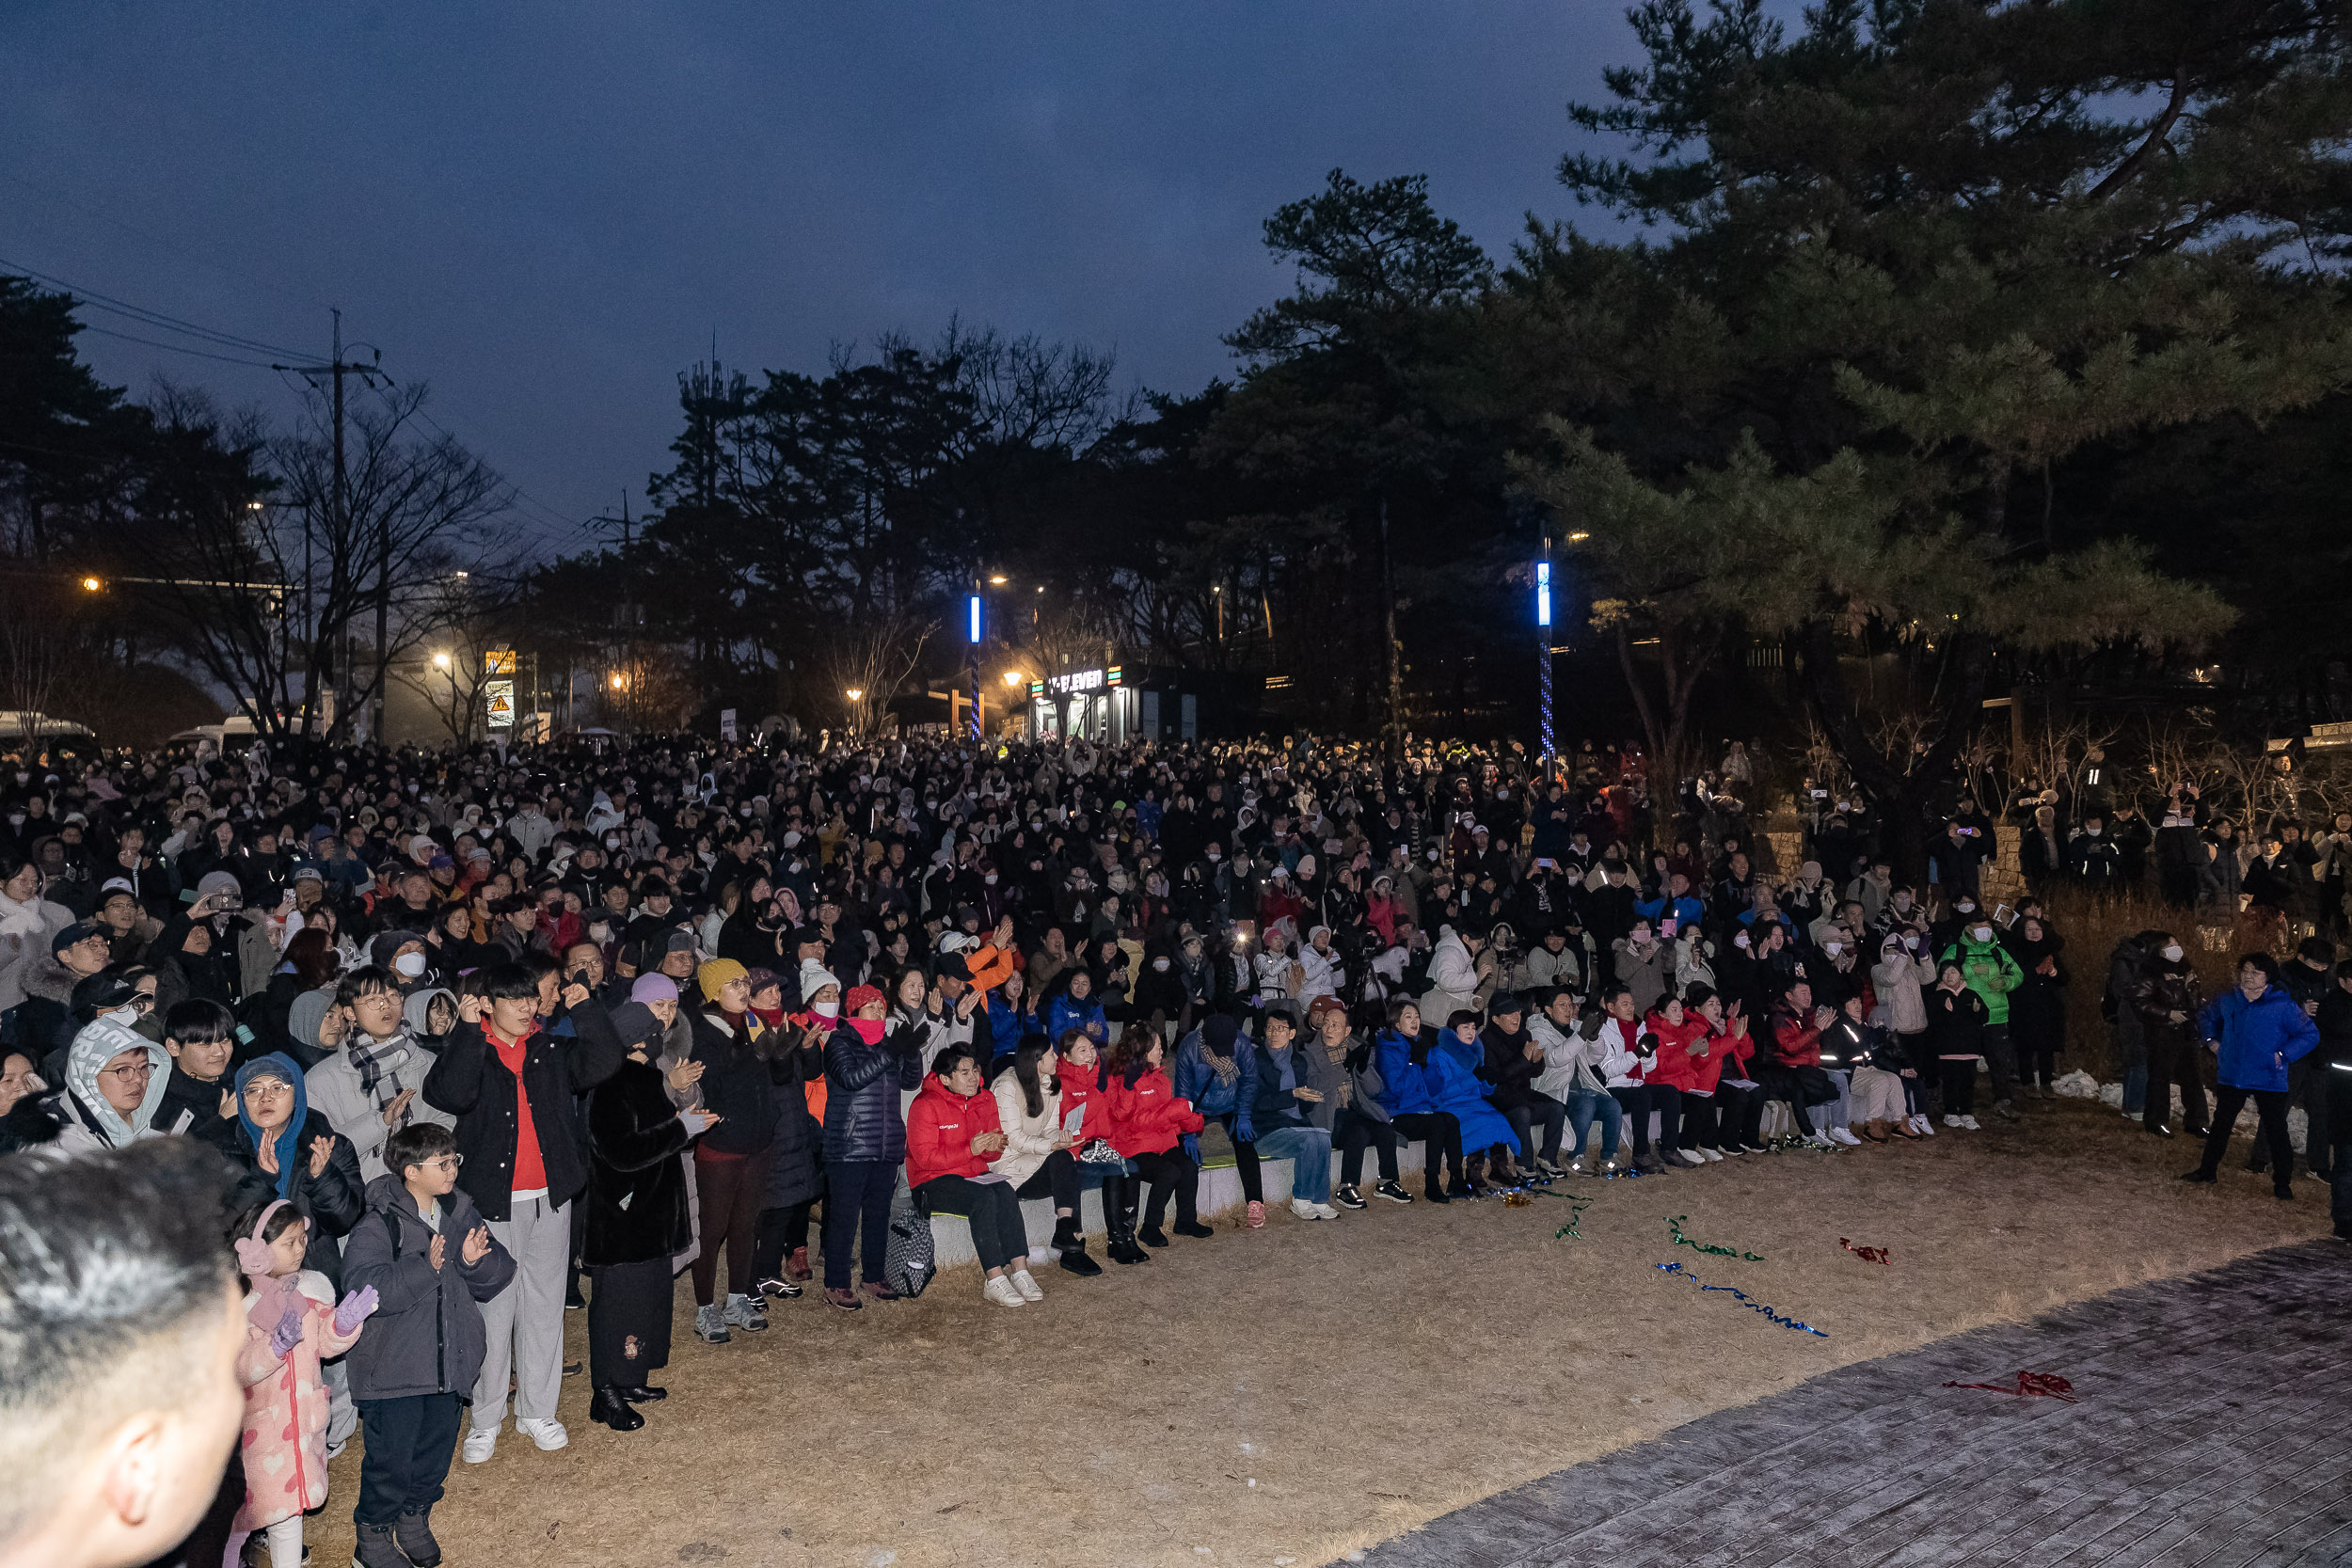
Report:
3,2,1662,545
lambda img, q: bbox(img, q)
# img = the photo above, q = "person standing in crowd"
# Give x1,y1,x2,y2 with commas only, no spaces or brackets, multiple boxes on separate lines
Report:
1927,960,1992,1131
1942,912,2024,1122
2131,932,2208,1139
819,983,924,1309
684,958,779,1343
421,964,623,1462
582,1001,711,1431
2182,954,2320,1199
342,1122,516,1568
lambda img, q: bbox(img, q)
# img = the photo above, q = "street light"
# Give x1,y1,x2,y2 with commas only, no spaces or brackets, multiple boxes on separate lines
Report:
1001,669,1024,688
989,575,1008,585
1536,550,1556,768
80,577,101,593
431,652,452,671
609,673,626,691
845,687,864,703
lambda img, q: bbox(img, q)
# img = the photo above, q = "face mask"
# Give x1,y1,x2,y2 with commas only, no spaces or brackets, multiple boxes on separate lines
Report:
2163,943,2184,962
1893,895,1912,911
2086,827,2102,837
1152,958,1169,971
1824,942,1841,957
813,1000,839,1019
394,951,427,978
1972,926,1993,942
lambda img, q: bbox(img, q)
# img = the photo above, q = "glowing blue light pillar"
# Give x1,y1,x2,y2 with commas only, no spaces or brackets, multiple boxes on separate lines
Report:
966,592,983,740
1535,556,1554,766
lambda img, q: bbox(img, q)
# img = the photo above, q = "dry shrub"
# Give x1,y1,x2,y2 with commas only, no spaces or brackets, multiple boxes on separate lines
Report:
2034,885,2263,1082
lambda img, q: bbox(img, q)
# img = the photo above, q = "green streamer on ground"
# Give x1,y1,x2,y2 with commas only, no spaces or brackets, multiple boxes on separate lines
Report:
1552,1190,1597,1240
1665,1213,1765,1261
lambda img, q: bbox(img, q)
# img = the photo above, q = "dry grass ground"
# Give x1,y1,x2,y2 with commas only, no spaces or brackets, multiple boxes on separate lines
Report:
302,1100,2333,1568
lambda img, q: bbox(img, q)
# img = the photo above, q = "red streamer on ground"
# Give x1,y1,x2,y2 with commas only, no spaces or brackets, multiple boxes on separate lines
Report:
1840,1238,1891,1266
1942,1371,2076,1402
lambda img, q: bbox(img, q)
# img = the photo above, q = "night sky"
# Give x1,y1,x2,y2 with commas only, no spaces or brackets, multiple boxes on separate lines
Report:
3,2,1664,545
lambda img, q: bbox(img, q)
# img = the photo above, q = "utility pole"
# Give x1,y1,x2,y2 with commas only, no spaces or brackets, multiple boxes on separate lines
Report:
274,311,381,742
590,490,637,734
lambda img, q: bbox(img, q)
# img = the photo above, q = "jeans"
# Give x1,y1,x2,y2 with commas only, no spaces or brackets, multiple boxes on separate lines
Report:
355,1392,462,1527
1565,1087,1621,1160
2197,1085,2295,1192
822,1159,897,1290
1252,1123,1334,1204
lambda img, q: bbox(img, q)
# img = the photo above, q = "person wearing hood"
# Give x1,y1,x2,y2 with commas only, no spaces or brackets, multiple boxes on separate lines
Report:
1940,913,2025,1122
50,1017,190,1150
403,986,460,1050
1171,1012,1266,1222
0,847,76,1015
306,965,456,1185
907,1041,1043,1307
2006,915,2069,1098
1871,930,1937,1135
582,1000,711,1433
224,1053,366,1291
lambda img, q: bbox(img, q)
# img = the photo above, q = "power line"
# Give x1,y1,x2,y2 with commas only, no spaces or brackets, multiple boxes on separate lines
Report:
0,253,311,360
74,322,284,369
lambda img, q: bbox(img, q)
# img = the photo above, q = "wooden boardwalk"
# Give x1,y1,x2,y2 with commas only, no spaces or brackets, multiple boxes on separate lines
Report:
1363,1241,2352,1568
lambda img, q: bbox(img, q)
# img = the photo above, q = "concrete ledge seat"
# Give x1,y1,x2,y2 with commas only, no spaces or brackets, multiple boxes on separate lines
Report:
925,1141,1436,1269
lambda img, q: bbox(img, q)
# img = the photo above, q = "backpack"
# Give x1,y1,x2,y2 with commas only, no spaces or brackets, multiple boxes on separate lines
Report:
882,1178,935,1299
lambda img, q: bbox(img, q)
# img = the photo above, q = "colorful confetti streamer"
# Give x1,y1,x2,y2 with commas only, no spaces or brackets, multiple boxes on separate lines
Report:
1840,1238,1891,1266
1653,1260,1829,1337
1550,1190,1597,1240
1666,1214,1765,1261
1943,1371,2076,1402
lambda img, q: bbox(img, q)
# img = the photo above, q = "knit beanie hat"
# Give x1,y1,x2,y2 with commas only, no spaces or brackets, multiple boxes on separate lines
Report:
697,958,748,1005
844,983,885,1016
628,973,679,1006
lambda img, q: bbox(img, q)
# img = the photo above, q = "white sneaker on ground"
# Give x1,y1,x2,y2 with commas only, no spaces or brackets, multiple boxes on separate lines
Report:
1943,1113,1964,1129
1914,1114,1936,1136
1291,1197,1325,1220
1828,1126,1863,1147
515,1418,567,1451
1713,1144,1740,1157
462,1425,499,1464
1676,1148,1708,1166
983,1275,1026,1307
1959,1115,1982,1131
1009,1268,1044,1302
1311,1202,1340,1219
1698,1146,1724,1162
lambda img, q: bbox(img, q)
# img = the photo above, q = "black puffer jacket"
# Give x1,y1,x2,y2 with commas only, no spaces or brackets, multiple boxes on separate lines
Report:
421,1000,627,1222
686,1010,778,1159
761,1025,826,1211
821,1017,925,1164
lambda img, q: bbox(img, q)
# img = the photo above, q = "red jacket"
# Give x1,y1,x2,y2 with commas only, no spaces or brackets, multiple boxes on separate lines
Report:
1056,1056,1114,1150
905,1073,1003,1188
1643,1012,1714,1092
1770,1012,1821,1068
1691,1020,1751,1093
1109,1067,1203,1158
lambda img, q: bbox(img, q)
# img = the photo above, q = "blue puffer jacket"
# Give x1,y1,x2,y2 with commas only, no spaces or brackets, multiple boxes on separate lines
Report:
2197,984,2320,1092
985,992,1033,1062
1170,1028,1255,1122
1369,1028,1436,1117
822,1017,925,1164
1422,1033,1521,1155
1041,991,1108,1044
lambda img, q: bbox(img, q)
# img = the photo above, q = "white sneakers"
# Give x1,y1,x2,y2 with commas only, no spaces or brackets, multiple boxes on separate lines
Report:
983,1275,1026,1307
1009,1269,1045,1302
516,1418,567,1451
462,1426,498,1465
1698,1146,1726,1162
1827,1126,1864,1147
1959,1114,1982,1131
1943,1113,1965,1129
1912,1114,1936,1136
1291,1197,1333,1221
1674,1148,1709,1166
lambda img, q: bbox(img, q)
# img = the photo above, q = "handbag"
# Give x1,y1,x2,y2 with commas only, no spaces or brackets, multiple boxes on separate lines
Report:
882,1179,935,1298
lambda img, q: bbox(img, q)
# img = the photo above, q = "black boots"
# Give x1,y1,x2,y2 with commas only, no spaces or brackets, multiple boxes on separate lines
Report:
590,1386,644,1432
1053,1213,1103,1275
1104,1175,1151,1264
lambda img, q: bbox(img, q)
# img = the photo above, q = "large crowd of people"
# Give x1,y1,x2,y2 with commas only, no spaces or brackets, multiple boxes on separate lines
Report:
0,729,2345,1568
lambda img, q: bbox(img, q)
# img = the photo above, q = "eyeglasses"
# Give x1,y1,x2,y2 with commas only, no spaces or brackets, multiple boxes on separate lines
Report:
101,1060,153,1081
416,1155,464,1172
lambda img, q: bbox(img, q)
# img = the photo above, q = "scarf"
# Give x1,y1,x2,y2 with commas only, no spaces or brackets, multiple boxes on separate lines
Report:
1322,1032,1354,1109
344,1026,409,1117
233,1198,305,1332
1201,1016,1240,1086
234,1053,310,1199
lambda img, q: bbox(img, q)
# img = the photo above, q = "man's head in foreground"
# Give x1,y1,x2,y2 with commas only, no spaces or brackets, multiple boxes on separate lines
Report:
0,1138,246,1568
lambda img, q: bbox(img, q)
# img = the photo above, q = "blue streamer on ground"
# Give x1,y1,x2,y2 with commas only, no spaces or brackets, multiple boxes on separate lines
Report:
1654,1260,1828,1337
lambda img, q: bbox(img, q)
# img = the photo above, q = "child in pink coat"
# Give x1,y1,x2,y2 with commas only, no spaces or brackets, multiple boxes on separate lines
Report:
229,1200,375,1568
